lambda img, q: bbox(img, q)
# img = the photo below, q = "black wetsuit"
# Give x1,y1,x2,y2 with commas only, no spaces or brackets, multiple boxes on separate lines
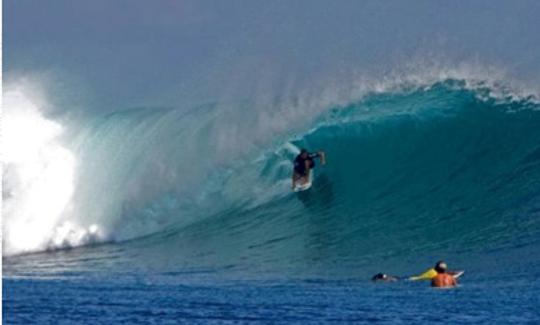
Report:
294,153,320,176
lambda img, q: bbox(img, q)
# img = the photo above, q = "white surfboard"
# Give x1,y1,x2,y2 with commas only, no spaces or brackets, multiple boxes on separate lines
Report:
450,270,465,279
293,171,312,192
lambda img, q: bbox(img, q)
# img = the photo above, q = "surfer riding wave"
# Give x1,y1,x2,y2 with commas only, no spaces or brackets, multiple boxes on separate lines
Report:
292,148,326,190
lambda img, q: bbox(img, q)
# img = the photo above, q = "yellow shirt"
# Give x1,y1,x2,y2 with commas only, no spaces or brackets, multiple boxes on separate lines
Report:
409,268,438,281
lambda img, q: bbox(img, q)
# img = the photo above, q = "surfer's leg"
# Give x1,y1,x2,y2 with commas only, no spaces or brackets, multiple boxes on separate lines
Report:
292,171,302,188
300,171,310,185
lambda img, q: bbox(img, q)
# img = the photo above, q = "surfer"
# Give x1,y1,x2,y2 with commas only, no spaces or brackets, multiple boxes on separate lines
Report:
292,149,326,189
371,273,398,282
431,261,458,288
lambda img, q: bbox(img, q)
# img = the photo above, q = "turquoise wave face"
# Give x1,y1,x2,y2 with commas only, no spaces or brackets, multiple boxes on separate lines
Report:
153,81,540,278
4,80,540,279
286,85,540,273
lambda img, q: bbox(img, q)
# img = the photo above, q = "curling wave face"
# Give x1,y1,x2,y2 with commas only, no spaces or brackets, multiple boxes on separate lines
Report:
3,79,540,279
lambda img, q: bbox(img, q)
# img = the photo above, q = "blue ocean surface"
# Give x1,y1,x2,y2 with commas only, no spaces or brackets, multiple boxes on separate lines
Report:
3,259,540,324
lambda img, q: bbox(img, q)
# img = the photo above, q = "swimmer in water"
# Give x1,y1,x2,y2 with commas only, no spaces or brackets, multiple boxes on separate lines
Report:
371,273,399,282
431,261,458,288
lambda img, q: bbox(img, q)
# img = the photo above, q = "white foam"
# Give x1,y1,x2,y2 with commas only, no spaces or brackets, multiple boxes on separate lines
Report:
2,87,103,255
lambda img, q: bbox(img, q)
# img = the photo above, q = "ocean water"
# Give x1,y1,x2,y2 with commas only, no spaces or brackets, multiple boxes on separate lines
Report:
3,79,540,323
4,273,540,324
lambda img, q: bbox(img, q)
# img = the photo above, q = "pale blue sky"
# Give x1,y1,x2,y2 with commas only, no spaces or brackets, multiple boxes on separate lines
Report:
5,1,540,111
